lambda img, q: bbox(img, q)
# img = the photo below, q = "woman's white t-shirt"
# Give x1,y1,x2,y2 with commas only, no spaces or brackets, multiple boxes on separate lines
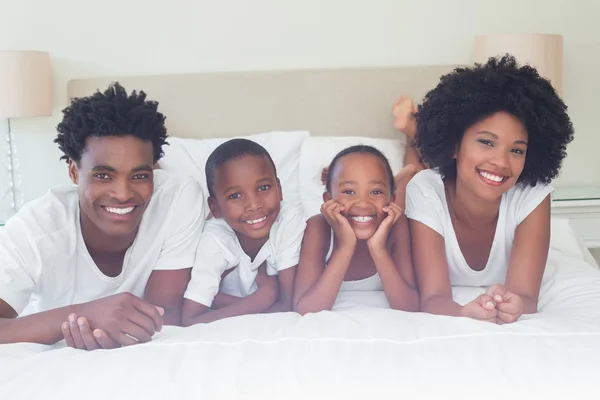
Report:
184,202,306,307
405,169,554,287
0,170,206,315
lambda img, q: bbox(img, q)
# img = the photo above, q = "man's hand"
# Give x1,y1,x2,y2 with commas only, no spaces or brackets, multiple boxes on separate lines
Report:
62,293,165,350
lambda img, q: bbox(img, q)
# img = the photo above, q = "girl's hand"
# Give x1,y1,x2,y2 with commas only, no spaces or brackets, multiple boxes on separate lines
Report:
486,284,524,324
320,199,356,249
367,203,403,252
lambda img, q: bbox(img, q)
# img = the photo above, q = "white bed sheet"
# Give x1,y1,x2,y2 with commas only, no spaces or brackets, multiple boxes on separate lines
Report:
1,218,600,399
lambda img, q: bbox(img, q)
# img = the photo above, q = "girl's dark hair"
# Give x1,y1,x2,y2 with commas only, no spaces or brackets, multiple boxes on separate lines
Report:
414,54,574,185
326,145,395,193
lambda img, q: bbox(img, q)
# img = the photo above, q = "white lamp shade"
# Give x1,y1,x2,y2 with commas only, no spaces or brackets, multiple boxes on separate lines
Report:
474,34,563,96
0,50,52,118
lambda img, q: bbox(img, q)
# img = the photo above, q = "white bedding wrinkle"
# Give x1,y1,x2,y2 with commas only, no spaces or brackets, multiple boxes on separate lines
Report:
1,218,600,399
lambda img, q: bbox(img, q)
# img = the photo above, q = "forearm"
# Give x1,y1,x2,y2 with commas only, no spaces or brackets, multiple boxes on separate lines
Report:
185,287,277,325
212,292,242,309
0,304,82,345
263,297,293,313
519,294,538,314
295,246,354,315
421,294,463,317
370,249,420,311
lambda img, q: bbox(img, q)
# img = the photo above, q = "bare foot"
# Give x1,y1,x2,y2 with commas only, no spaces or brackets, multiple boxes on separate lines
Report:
321,167,329,186
392,95,417,139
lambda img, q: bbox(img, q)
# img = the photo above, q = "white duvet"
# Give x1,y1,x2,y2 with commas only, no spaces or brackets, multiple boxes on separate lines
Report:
2,218,600,399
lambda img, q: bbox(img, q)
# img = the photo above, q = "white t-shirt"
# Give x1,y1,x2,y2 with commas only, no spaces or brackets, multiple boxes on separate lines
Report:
0,170,206,316
184,202,306,307
405,169,554,287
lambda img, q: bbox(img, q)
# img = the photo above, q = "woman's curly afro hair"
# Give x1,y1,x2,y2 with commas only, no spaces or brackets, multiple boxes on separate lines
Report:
54,82,168,164
414,54,574,186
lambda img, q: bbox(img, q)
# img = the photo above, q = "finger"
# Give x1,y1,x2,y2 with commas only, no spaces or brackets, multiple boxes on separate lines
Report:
476,294,496,311
122,322,153,344
92,329,120,349
485,284,507,302
78,317,101,351
132,297,163,333
62,322,76,348
68,314,86,350
127,310,159,338
497,310,519,324
496,300,520,315
386,203,403,224
113,331,143,347
388,202,404,216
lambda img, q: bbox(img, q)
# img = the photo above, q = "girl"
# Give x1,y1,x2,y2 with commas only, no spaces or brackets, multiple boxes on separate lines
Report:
294,145,419,314
404,55,574,324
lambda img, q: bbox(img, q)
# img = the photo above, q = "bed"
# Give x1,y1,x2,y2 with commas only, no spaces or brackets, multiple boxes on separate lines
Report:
1,65,600,399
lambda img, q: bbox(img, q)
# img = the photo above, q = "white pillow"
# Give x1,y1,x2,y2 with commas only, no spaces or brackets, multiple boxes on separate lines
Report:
298,136,406,218
158,131,310,208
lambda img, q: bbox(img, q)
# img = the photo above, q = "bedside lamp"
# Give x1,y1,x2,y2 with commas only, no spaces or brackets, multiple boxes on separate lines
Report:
474,34,563,96
0,50,52,224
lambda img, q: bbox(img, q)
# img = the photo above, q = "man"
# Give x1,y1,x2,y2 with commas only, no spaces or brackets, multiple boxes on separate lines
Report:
0,83,205,349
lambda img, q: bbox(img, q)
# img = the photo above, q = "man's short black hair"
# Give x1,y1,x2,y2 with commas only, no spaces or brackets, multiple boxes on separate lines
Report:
325,145,395,193
205,138,277,197
414,54,574,186
54,82,168,164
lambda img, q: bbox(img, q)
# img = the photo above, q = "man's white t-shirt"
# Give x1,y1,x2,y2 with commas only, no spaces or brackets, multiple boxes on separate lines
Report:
405,169,554,287
0,170,206,316
184,202,306,307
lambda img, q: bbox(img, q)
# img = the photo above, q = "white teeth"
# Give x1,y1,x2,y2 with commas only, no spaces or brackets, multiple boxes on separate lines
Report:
351,216,374,223
104,206,135,215
245,216,267,224
479,170,504,182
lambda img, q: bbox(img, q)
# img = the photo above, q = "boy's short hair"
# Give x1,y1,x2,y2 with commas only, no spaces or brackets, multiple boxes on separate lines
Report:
326,145,395,193
54,82,168,164
205,139,277,197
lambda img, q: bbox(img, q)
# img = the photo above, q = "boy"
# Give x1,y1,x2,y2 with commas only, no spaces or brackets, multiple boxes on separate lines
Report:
182,139,306,325
0,83,205,349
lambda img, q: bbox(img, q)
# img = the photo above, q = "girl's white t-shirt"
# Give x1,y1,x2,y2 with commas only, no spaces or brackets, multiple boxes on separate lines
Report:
0,170,206,315
405,169,553,287
184,202,306,307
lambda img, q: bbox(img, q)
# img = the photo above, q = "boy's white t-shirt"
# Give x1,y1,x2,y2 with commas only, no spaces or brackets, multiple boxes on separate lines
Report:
405,169,554,287
0,170,206,316
184,202,306,307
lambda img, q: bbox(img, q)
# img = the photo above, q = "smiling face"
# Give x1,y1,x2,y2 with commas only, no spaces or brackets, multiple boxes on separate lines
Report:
69,135,155,239
208,154,282,242
325,152,394,240
455,111,528,200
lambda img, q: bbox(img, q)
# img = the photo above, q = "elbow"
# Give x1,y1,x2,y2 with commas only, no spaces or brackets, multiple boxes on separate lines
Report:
260,284,279,310
389,293,421,313
293,297,328,316
180,313,195,327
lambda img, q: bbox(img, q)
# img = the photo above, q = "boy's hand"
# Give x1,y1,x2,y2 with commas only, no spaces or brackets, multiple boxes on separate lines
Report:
62,293,164,350
321,199,356,249
486,284,524,324
460,294,498,323
367,203,403,252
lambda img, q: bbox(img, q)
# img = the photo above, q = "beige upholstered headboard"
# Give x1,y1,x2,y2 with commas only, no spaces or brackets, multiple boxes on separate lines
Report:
67,65,458,139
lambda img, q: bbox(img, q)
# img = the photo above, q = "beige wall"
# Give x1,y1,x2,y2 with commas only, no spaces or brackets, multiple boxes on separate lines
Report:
1,0,598,201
